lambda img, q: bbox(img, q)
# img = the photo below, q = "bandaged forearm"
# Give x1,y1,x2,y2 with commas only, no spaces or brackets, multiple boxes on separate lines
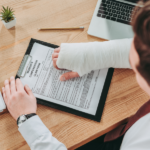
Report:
57,38,133,76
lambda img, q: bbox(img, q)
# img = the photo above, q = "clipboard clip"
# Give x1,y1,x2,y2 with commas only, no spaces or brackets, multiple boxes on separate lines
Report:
17,55,32,78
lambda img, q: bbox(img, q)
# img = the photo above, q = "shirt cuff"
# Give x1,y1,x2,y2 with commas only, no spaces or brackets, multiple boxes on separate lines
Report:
18,115,51,147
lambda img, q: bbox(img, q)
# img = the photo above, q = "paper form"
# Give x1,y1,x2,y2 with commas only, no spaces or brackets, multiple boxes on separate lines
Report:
0,92,6,112
20,43,109,115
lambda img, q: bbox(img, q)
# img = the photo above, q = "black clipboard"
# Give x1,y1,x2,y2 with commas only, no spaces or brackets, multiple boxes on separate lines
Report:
16,38,114,122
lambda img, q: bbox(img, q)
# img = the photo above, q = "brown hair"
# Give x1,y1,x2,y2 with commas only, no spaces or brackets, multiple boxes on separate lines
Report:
132,0,150,85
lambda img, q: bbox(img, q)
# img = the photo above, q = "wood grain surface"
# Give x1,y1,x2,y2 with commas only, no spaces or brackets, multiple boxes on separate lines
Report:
0,0,149,149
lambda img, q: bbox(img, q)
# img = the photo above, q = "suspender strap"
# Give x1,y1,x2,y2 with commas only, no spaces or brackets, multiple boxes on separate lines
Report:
104,99,150,142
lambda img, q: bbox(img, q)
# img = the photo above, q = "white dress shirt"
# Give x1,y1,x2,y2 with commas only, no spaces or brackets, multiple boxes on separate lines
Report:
19,39,150,150
19,115,67,150
120,113,150,150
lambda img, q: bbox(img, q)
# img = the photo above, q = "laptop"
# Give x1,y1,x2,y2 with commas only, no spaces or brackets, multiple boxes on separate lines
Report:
88,0,143,40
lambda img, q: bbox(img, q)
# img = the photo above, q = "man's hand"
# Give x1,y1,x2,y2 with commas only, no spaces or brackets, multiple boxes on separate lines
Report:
52,47,79,81
2,76,37,121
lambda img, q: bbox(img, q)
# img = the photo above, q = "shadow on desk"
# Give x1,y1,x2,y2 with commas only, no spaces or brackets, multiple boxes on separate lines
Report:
0,109,8,115
76,134,106,150
76,134,123,150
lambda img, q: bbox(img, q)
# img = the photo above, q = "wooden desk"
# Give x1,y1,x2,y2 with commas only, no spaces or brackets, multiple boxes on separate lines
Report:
0,0,149,149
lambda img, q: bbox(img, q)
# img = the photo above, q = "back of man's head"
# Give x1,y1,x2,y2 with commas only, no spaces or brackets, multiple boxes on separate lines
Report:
132,0,150,86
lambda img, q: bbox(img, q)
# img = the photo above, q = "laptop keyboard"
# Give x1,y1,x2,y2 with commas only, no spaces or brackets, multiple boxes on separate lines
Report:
97,0,141,25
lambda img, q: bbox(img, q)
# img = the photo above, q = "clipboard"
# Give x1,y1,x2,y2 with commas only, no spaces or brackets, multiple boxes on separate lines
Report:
16,38,114,122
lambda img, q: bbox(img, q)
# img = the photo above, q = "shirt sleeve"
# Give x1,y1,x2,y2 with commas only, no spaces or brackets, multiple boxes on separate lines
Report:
57,38,133,76
18,115,67,150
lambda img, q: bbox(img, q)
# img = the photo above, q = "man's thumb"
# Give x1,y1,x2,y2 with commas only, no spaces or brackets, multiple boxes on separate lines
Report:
60,72,79,81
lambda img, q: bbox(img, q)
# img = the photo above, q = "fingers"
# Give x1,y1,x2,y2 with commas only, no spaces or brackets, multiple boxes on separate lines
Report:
54,47,60,53
52,47,61,70
53,58,57,68
10,76,16,94
4,80,11,100
52,53,59,60
16,78,24,92
52,48,60,70
24,85,34,97
60,72,79,81
53,58,60,70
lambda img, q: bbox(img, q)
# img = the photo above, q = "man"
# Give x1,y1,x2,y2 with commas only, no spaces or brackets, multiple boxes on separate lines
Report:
2,0,150,150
